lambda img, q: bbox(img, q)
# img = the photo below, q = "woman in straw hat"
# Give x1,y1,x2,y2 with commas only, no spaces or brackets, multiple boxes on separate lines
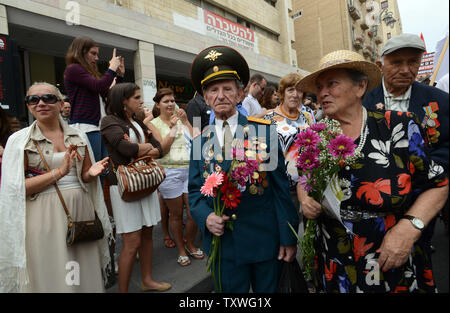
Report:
297,50,448,293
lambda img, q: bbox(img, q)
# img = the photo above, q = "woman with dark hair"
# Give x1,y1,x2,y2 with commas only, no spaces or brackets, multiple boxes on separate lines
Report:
64,36,124,163
149,88,201,267
260,85,278,110
100,83,170,293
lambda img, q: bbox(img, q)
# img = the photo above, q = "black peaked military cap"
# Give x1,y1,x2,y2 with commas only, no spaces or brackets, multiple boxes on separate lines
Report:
190,45,250,95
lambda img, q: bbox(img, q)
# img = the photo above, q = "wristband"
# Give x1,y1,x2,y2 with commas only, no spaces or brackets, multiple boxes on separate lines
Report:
156,145,163,158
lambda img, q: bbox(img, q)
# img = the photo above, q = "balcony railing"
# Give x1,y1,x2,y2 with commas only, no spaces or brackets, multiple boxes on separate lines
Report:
353,36,365,49
362,45,373,56
360,21,369,30
348,1,362,20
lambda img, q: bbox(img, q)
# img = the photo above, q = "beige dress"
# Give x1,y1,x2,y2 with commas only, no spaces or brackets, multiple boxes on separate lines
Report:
23,152,104,292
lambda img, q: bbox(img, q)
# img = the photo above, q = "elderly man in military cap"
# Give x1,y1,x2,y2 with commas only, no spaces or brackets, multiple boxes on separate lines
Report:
364,33,449,253
188,46,299,293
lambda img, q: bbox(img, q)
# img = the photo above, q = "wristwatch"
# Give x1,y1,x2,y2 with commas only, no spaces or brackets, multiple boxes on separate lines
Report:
401,215,425,231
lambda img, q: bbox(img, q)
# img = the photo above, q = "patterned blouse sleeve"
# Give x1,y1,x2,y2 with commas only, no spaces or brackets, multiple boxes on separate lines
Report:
404,113,448,194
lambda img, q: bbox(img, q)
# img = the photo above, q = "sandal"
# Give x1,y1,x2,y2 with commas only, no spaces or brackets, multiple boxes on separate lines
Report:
186,247,205,260
177,255,191,267
164,237,176,248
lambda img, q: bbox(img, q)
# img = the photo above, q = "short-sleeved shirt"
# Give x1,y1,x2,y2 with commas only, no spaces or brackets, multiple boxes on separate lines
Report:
150,117,190,168
242,94,263,116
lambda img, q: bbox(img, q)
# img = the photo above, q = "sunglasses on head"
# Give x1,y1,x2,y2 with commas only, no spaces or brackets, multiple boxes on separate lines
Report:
25,94,60,106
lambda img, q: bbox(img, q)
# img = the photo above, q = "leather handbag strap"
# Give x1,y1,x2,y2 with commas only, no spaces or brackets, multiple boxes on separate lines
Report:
33,140,73,225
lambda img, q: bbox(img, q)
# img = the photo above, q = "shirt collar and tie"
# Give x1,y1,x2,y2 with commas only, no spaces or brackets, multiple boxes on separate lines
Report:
214,111,239,147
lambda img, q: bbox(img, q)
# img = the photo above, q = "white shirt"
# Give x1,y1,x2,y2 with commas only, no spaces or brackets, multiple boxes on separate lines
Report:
242,94,262,116
382,78,412,112
214,112,239,147
70,96,106,133
436,73,449,93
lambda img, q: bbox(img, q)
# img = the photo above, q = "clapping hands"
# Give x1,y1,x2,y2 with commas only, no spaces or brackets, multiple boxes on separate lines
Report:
59,145,78,176
175,109,188,124
88,157,109,178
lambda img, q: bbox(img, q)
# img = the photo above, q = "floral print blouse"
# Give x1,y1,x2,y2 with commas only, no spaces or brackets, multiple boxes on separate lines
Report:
264,109,315,190
313,109,448,293
338,109,447,214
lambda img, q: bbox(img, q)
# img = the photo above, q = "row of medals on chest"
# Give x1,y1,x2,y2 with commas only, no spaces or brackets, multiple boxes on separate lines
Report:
203,133,269,195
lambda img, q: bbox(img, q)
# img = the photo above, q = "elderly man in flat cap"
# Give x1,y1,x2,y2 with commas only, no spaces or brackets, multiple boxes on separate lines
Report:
188,46,299,293
364,33,449,253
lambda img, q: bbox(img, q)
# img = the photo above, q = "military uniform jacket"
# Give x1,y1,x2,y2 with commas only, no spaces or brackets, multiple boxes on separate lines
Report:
363,81,449,172
188,113,299,266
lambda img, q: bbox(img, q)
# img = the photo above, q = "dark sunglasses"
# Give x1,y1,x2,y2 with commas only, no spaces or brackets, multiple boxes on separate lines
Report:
25,94,60,106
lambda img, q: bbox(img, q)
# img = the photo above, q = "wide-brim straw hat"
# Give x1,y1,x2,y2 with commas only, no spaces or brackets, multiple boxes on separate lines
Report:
297,50,382,94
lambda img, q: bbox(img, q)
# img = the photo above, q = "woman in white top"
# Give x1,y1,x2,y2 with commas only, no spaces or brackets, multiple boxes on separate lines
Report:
100,83,170,293
150,88,202,267
0,82,113,292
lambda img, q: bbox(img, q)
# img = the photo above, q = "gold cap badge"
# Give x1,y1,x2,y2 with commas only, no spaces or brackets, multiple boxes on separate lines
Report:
205,50,222,61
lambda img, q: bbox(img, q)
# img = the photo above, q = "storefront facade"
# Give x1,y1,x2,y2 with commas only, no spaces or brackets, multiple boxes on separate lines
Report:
0,0,306,124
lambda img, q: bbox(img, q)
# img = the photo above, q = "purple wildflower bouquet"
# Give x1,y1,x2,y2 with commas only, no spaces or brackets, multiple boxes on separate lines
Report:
294,119,361,280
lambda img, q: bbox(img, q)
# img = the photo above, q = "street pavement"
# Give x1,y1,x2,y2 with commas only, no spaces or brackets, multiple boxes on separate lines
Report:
106,221,213,293
106,216,448,293
431,217,448,293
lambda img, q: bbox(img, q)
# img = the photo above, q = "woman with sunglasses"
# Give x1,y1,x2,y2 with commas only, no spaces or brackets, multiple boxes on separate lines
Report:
100,83,171,293
0,82,113,292
64,36,124,164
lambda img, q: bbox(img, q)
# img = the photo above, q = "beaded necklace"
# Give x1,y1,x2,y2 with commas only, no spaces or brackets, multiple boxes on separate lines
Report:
354,106,368,156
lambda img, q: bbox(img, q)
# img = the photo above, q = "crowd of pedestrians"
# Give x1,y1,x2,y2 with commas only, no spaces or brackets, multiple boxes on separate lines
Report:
0,32,448,294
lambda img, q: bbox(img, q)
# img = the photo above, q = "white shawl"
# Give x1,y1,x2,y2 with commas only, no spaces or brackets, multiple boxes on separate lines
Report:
0,120,113,292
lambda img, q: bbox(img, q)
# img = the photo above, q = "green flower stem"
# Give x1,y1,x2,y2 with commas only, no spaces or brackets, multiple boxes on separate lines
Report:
206,189,225,293
300,219,317,281
218,237,222,293
299,193,324,281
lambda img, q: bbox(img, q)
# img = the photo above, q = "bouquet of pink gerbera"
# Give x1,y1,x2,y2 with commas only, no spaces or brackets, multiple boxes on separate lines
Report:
200,147,261,293
294,119,362,280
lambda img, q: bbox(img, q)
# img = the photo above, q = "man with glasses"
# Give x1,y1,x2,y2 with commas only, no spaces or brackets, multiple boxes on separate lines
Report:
242,74,267,118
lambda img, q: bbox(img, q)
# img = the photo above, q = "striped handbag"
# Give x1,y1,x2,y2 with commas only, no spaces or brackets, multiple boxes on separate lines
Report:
115,156,166,202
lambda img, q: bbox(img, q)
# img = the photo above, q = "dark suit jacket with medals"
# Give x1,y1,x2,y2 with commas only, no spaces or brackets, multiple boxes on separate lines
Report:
188,113,299,265
363,81,449,173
